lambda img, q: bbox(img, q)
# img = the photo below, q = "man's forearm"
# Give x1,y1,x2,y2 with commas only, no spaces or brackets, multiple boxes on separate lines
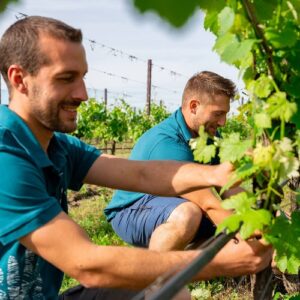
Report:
69,240,271,290
85,154,234,195
182,188,232,225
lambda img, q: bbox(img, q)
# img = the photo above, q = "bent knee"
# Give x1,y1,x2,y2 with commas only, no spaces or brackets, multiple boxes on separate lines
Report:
167,202,202,230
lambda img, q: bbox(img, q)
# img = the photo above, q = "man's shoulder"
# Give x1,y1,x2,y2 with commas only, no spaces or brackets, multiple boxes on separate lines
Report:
136,113,179,144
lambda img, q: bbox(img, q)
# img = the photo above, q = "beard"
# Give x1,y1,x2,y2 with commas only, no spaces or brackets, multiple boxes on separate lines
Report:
29,84,78,133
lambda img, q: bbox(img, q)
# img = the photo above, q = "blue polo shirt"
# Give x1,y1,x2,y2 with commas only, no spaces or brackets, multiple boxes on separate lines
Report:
0,105,100,299
105,108,194,221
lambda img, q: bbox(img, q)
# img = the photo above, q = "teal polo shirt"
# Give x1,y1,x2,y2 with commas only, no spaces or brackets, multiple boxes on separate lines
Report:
0,105,100,299
105,108,194,221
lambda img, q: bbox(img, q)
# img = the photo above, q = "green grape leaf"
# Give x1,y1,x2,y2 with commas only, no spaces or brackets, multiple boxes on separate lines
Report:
283,76,300,98
214,33,237,57
291,105,300,130
221,191,256,213
254,112,272,128
193,144,216,164
266,92,297,122
220,162,259,195
278,137,294,153
276,255,288,273
219,37,256,65
132,0,200,27
204,10,219,34
254,75,274,98
216,214,242,235
216,203,272,239
265,211,300,274
265,22,298,49
218,7,235,35
239,209,272,239
253,143,274,168
273,138,300,181
218,192,272,239
198,0,226,12
252,0,277,22
219,133,252,163
278,154,300,182
190,126,217,163
296,130,300,158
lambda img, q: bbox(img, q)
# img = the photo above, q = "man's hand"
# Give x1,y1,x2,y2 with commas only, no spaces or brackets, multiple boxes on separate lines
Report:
209,238,273,277
210,162,236,187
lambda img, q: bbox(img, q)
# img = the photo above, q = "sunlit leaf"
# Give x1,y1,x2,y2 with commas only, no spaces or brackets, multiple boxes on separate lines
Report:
132,0,200,27
218,7,235,36
219,133,252,163
254,112,272,128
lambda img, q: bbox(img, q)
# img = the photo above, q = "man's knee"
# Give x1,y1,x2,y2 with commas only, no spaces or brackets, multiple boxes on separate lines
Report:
167,202,202,236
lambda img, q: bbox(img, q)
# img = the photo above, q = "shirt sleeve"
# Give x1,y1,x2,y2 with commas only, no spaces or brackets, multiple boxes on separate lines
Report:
59,134,101,191
0,150,62,246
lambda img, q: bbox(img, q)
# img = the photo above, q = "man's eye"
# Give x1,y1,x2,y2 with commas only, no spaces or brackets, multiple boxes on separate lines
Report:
58,77,74,82
214,112,223,117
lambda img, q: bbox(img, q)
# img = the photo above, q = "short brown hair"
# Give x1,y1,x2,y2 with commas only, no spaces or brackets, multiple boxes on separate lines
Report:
0,16,82,91
182,71,236,106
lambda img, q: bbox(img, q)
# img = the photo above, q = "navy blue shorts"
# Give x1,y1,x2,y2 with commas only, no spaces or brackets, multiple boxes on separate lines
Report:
111,194,215,247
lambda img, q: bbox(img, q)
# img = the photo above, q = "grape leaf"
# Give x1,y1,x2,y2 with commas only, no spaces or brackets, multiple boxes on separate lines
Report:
218,192,272,239
239,209,272,239
253,75,274,98
266,92,297,122
253,143,274,168
222,191,256,212
193,144,216,164
265,22,298,49
219,133,252,163
219,37,256,65
252,0,277,22
190,126,217,163
220,162,259,195
218,7,235,35
254,112,272,129
198,0,226,12
278,154,300,182
265,211,300,274
273,138,300,181
132,0,200,27
216,214,242,234
204,10,219,34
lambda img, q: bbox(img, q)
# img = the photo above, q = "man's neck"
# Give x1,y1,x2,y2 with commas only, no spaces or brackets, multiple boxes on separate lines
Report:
9,101,53,152
181,108,198,138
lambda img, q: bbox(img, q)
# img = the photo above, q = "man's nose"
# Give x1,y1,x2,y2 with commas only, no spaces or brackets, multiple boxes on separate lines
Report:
218,115,227,126
72,79,88,102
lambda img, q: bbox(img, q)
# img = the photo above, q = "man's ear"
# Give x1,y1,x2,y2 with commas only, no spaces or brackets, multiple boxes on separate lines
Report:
189,99,200,114
7,65,29,94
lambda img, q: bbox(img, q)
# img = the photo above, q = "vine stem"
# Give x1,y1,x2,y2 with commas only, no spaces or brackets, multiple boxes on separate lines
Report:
242,0,275,79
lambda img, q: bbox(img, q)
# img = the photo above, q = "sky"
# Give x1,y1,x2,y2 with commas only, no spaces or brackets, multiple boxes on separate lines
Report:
0,0,242,112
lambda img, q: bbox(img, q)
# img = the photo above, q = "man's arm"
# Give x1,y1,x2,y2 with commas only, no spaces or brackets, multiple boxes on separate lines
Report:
20,212,272,290
84,154,234,195
181,188,232,225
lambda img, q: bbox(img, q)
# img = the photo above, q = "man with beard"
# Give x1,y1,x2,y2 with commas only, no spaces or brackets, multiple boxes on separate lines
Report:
0,16,271,300
106,71,242,250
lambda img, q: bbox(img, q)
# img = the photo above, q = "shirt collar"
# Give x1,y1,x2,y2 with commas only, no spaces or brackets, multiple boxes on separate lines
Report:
174,107,193,142
0,105,66,169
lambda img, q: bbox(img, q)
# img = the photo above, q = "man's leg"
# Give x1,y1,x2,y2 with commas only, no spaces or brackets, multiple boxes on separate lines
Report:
111,195,203,250
59,285,140,300
149,201,202,251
